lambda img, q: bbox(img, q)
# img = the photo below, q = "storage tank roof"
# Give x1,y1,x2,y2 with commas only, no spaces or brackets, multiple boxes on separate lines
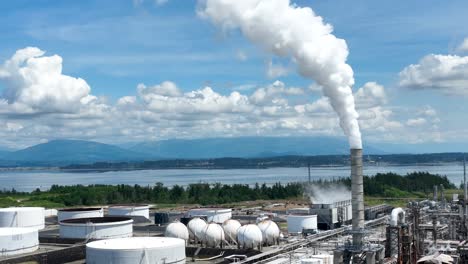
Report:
0,207,43,212
60,216,132,226
109,204,149,209
58,207,102,212
87,237,185,250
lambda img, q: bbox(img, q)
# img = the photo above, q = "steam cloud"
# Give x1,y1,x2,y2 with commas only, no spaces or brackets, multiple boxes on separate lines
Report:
198,0,362,149
306,184,351,204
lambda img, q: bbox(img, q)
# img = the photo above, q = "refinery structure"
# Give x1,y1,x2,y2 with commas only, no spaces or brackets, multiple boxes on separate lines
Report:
0,149,465,263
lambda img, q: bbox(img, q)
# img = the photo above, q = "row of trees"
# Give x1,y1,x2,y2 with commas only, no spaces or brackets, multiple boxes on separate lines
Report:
0,171,455,207
42,182,304,206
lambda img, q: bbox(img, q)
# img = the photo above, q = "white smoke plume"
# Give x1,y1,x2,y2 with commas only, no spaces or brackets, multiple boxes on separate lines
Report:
306,184,351,204
198,0,362,148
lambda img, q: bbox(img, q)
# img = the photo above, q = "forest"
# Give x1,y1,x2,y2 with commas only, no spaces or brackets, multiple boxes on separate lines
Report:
0,171,457,208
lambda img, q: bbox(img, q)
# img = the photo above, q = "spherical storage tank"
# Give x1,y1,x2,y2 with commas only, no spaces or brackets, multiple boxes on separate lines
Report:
60,217,133,239
0,207,45,230
0,228,39,256
108,204,150,219
188,208,232,223
257,220,280,245
222,219,241,242
86,237,185,264
165,221,189,242
57,207,103,222
201,223,225,248
188,217,207,241
287,215,317,234
237,224,263,249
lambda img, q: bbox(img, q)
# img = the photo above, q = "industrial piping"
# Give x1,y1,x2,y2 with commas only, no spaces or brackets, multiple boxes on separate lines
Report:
351,148,364,248
389,208,405,227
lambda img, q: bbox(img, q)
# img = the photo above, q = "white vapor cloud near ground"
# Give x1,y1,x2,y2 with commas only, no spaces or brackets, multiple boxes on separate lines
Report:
305,184,351,204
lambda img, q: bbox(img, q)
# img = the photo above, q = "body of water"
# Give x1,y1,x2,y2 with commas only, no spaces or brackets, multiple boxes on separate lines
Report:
0,163,465,192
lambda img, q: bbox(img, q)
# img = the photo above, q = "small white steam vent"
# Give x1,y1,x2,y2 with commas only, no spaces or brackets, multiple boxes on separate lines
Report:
0,207,45,229
86,237,186,264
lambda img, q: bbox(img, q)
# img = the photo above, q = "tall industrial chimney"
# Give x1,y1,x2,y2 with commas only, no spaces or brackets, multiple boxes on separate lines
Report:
351,148,364,248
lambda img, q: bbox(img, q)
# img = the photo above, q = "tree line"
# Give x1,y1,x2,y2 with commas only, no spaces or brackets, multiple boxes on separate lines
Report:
0,171,456,207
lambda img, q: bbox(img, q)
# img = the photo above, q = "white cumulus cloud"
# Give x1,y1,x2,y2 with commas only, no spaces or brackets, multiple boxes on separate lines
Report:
399,54,468,95
354,82,387,108
266,60,289,79
0,47,95,115
406,118,427,127
457,38,468,53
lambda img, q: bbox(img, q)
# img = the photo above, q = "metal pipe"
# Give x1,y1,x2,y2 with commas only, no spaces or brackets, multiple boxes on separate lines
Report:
351,148,364,248
464,154,467,216
389,208,405,227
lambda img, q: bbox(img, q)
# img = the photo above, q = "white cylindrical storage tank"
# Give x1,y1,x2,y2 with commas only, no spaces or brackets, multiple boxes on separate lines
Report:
58,207,104,222
60,217,133,239
165,222,189,242
237,224,263,249
287,215,317,234
222,219,241,242
188,217,207,241
0,207,45,230
188,208,232,223
108,204,150,219
201,223,225,248
86,237,185,264
257,220,280,245
0,228,39,256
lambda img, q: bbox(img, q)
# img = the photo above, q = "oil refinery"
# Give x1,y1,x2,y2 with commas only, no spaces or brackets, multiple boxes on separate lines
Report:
0,149,464,263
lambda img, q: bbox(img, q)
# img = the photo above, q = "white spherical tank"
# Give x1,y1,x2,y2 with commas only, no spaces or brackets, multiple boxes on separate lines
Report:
60,217,133,239
108,204,150,219
86,237,185,264
287,215,318,234
0,207,45,230
188,208,232,223
257,220,280,245
237,224,263,249
165,222,189,242
58,207,104,222
187,217,207,241
222,219,241,242
0,228,39,256
201,223,225,248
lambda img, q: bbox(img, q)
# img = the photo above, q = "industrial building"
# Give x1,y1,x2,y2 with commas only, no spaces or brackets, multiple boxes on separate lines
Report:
0,150,467,263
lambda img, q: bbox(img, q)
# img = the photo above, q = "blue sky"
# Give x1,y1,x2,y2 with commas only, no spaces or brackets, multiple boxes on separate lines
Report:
0,0,467,150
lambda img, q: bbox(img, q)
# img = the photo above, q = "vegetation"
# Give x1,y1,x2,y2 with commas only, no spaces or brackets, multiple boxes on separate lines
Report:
60,153,466,171
0,171,456,208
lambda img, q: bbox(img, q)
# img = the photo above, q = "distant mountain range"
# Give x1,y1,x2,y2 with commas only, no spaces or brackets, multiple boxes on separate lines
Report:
128,136,383,158
0,140,147,166
0,137,465,167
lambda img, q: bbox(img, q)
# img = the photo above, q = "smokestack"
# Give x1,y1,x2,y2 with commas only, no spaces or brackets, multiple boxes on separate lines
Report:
351,148,364,248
